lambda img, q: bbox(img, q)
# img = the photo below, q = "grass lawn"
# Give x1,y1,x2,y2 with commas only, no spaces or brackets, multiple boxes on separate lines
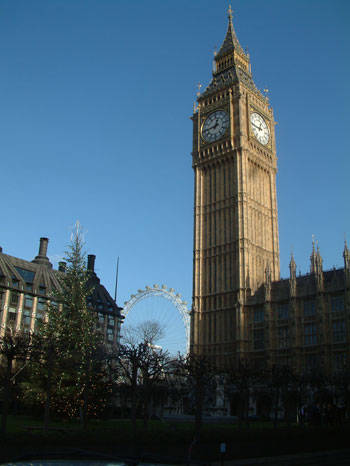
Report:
1,415,350,464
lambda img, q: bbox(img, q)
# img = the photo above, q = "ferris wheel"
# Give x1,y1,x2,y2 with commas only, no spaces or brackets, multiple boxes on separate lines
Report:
122,284,190,355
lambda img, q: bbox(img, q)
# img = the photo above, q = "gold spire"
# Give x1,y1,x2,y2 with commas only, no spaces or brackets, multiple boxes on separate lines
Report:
215,6,245,60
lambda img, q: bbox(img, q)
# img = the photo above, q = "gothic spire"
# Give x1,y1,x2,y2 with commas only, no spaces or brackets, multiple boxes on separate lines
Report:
344,238,350,268
215,5,246,60
310,236,317,274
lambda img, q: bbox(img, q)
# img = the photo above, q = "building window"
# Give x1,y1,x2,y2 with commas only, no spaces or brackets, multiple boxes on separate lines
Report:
303,300,316,317
15,267,35,283
254,329,265,350
254,308,264,323
107,328,114,341
11,278,19,289
8,310,17,322
98,312,105,324
278,326,289,348
37,298,47,312
333,352,346,372
108,316,115,326
25,283,32,291
304,323,317,346
10,292,19,307
22,309,32,326
0,290,5,308
331,296,344,312
333,320,346,343
39,286,46,295
24,294,33,309
277,304,289,320
305,353,320,371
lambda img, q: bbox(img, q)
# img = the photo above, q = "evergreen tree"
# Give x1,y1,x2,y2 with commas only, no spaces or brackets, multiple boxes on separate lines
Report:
28,223,109,428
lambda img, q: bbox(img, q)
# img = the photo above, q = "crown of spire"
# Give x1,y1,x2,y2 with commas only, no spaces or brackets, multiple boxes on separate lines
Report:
215,5,246,60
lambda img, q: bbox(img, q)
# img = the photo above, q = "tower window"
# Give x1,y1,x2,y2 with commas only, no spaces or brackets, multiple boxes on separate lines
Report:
303,300,316,317
254,308,264,323
331,296,344,312
333,320,346,343
305,353,320,371
277,304,289,320
254,329,265,350
304,323,317,346
278,326,289,348
333,352,346,372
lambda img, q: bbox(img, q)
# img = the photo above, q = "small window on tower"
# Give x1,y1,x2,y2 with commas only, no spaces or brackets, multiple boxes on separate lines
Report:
304,300,316,317
254,308,264,323
277,304,289,320
333,320,346,343
331,296,344,313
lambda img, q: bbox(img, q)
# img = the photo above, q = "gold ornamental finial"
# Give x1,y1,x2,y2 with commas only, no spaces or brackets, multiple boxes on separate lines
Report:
196,83,202,97
228,4,233,20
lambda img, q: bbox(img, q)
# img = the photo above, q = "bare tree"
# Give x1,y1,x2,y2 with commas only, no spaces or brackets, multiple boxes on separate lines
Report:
175,353,217,440
122,320,165,346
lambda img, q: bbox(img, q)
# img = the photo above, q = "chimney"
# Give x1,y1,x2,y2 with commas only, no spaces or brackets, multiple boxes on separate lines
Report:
58,261,67,273
32,237,52,268
87,254,96,273
39,237,49,257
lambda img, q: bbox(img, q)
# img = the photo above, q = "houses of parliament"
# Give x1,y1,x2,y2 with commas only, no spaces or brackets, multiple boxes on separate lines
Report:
190,8,349,374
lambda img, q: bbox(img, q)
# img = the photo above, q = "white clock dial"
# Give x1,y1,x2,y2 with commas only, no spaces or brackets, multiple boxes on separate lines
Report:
250,112,270,145
202,110,229,143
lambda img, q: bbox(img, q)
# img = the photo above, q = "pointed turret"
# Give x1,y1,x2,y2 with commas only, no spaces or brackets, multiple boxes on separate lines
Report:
343,239,350,286
310,239,323,291
289,253,297,297
343,239,350,269
201,7,257,98
215,5,246,60
310,237,317,274
264,263,272,301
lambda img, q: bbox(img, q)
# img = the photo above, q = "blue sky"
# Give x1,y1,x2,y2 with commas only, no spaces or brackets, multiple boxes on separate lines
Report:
1,1,349,336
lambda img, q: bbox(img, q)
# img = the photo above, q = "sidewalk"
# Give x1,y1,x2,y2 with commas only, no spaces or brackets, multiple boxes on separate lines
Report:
211,448,350,465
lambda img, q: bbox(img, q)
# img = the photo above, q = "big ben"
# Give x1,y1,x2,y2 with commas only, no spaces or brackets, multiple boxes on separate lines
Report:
191,8,280,366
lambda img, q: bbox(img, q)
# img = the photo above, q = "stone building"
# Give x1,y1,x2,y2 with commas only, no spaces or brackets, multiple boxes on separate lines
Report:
0,237,123,346
190,9,349,374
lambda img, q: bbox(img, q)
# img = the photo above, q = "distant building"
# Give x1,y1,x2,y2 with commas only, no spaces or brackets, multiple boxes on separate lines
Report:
0,237,123,346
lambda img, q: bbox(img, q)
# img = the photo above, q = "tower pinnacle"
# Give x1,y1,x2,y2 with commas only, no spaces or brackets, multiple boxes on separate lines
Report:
215,6,246,60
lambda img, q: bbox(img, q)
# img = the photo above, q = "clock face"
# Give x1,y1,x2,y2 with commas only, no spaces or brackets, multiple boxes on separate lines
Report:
250,112,270,145
202,110,229,142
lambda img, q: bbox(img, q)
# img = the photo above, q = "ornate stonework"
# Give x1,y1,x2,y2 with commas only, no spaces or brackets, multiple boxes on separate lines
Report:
190,11,348,374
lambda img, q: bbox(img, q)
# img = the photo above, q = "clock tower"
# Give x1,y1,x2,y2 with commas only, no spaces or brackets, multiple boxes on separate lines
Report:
191,8,280,366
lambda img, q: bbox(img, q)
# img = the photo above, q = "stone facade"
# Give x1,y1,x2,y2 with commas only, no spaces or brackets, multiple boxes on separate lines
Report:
0,237,123,346
190,11,348,374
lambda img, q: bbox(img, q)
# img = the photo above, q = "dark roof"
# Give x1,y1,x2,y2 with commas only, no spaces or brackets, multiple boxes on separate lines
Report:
0,248,122,318
215,13,246,60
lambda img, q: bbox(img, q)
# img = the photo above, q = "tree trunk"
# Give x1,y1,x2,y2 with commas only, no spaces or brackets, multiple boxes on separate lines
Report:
1,357,13,435
43,356,53,433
